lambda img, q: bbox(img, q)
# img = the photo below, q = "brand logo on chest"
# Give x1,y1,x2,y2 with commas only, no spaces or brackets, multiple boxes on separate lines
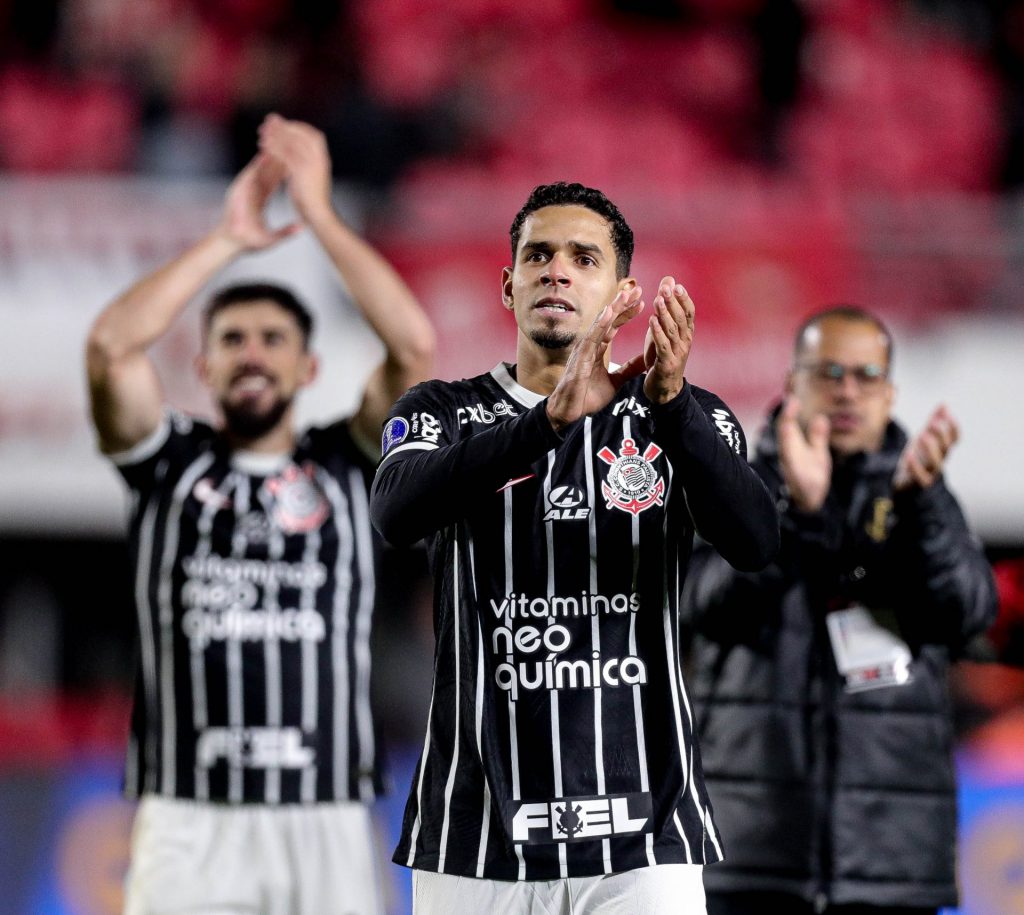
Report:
596,438,664,515
542,484,591,522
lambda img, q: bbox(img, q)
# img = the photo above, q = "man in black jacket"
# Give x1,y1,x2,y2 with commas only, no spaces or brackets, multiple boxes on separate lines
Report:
682,306,997,915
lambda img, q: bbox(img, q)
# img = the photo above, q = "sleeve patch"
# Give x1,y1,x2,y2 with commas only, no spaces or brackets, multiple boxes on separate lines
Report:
710,408,742,455
382,417,410,455
411,411,444,444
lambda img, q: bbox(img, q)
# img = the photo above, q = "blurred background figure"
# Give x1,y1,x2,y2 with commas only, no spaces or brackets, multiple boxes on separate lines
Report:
681,307,997,915
1,1,1023,914
85,114,433,914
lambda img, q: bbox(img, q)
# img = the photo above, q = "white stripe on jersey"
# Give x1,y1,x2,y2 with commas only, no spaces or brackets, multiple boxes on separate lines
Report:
228,472,251,802
583,418,612,873
468,533,492,879
504,485,526,880
674,810,693,861
134,493,161,795
437,544,461,873
542,450,568,879
378,440,438,466
318,470,355,801
665,456,723,863
407,669,438,867
157,452,215,795
348,468,377,802
300,522,322,803
676,600,723,861
622,418,658,868
257,485,286,805
191,471,237,800
660,459,693,864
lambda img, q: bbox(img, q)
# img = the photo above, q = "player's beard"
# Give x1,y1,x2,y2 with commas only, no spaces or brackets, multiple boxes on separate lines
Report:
220,394,292,441
529,327,577,350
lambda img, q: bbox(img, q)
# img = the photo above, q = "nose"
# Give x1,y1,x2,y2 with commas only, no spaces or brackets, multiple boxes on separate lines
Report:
238,337,269,366
834,372,861,399
541,253,571,287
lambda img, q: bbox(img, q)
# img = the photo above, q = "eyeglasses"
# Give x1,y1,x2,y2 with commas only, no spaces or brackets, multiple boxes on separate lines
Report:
795,361,889,390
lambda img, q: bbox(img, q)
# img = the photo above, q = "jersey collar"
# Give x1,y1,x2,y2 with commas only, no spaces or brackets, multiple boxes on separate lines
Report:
490,362,545,408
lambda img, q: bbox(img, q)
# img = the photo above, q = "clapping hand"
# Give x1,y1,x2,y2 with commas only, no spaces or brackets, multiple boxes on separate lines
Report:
893,405,959,491
642,277,695,405
545,287,646,433
217,153,301,252
777,396,832,512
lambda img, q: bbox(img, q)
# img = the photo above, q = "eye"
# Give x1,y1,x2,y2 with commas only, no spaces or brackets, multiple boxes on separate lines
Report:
577,254,596,267
525,251,547,263
264,330,286,347
221,330,244,347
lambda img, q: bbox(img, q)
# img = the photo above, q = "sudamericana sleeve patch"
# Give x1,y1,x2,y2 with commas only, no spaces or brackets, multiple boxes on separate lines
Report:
381,417,410,455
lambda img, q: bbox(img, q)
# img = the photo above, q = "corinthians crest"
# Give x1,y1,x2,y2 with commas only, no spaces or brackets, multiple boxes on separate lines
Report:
264,463,329,534
597,438,664,515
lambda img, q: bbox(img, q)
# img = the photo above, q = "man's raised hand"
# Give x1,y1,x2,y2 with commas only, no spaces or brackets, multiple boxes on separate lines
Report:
218,153,301,252
545,286,645,432
894,405,959,491
642,278,694,405
258,113,334,226
777,396,832,512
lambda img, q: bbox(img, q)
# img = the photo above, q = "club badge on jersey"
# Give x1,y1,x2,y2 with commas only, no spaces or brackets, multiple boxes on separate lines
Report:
265,464,329,534
597,438,665,515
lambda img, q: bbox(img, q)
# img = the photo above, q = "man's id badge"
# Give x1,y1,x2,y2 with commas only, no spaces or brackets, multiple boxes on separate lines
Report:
825,605,913,693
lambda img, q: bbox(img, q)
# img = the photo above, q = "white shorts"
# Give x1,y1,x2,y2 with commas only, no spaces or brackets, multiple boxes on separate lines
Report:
412,864,706,915
124,795,384,915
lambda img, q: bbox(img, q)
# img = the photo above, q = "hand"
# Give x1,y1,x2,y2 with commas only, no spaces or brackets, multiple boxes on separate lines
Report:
642,278,694,404
545,287,646,432
257,113,334,224
777,396,831,512
893,405,959,491
217,153,301,251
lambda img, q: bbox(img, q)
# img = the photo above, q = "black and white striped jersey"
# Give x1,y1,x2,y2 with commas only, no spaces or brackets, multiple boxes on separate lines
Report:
110,409,382,805
371,363,778,881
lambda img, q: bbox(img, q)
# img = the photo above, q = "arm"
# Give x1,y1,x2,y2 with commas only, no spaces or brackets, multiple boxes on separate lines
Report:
86,154,298,453
894,479,998,646
655,386,779,571
371,393,561,546
258,114,435,454
890,407,997,646
634,277,778,570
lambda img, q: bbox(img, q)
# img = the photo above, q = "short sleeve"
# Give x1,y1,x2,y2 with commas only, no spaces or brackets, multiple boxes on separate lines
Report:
106,409,210,494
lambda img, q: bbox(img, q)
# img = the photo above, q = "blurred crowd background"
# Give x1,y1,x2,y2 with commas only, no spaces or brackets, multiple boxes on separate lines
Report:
1,0,1024,913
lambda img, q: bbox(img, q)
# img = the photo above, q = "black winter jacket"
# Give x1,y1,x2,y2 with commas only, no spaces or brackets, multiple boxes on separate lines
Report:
682,410,997,908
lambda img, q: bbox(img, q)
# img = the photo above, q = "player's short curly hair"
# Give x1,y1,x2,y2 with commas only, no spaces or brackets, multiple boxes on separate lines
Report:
203,282,315,350
509,182,634,279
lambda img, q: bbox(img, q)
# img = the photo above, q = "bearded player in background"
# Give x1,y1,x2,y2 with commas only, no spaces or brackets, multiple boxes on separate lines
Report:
86,114,434,915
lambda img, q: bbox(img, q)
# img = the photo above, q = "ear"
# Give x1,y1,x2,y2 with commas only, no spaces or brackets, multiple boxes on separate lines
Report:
618,276,637,293
501,266,514,311
299,352,319,388
195,353,210,386
784,370,796,396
